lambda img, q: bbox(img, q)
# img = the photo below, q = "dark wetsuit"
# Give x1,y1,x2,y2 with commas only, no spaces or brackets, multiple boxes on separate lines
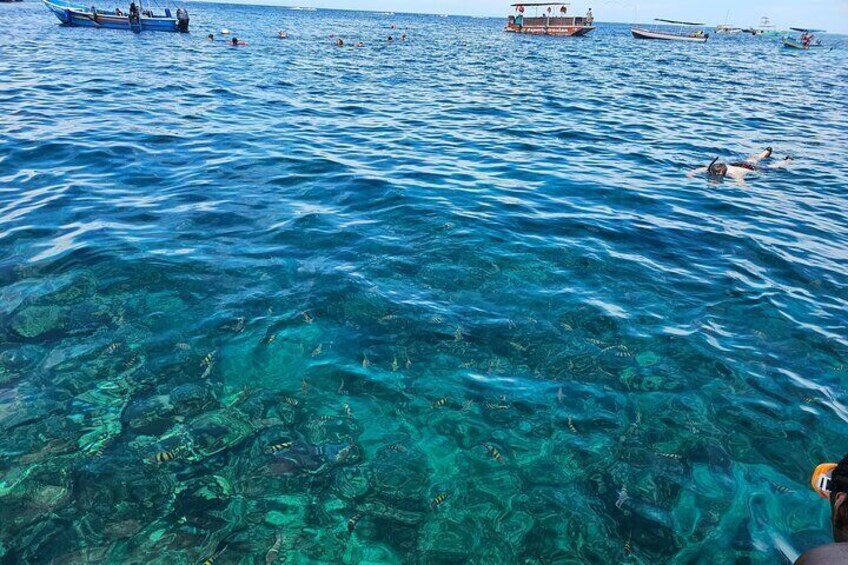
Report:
796,543,848,564
730,161,758,171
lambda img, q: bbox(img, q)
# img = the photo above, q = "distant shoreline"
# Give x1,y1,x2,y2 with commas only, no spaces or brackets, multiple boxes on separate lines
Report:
177,1,847,34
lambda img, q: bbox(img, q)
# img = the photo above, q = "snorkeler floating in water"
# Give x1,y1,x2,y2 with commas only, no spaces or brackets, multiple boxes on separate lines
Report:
796,457,848,564
688,147,793,184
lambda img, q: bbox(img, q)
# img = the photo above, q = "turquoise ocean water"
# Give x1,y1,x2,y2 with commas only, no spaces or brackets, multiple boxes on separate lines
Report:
1,3,848,562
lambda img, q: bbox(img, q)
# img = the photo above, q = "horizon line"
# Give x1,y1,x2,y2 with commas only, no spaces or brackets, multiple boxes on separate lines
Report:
182,1,847,33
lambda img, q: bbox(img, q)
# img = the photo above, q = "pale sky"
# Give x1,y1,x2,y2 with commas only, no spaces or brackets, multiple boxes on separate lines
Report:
218,0,848,33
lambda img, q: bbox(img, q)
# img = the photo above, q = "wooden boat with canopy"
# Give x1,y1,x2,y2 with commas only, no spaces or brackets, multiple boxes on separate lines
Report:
505,3,596,37
631,19,709,43
43,0,189,32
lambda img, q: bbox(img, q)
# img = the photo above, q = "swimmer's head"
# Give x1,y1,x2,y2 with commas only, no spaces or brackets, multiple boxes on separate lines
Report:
707,158,728,178
764,147,773,158
812,456,848,543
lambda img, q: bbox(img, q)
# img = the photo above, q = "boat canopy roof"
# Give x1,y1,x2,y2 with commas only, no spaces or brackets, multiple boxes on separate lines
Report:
511,3,570,7
790,27,825,32
655,18,705,26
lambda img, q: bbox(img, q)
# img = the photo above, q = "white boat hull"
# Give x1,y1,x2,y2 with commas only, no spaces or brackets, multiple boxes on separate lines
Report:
631,27,709,42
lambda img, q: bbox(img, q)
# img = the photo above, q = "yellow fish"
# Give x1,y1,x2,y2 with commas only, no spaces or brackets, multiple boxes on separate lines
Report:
431,493,449,509
568,417,578,434
266,442,293,454
311,344,323,357
392,356,399,372
266,334,277,345
201,352,215,368
151,450,177,463
481,443,505,464
302,311,314,324
284,396,299,407
432,397,449,409
343,404,354,418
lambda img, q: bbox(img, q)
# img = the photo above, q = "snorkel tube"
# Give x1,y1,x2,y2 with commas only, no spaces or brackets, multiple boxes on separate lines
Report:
707,157,728,178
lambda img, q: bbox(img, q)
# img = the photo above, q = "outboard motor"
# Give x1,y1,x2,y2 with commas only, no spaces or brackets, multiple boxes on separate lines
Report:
176,7,189,32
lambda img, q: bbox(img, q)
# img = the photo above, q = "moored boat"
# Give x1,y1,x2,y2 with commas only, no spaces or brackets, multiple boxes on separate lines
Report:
43,0,189,32
783,28,825,50
715,24,742,34
505,2,596,37
631,19,709,43
782,38,809,50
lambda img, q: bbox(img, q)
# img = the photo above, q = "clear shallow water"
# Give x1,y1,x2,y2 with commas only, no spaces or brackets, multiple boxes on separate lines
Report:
1,2,848,562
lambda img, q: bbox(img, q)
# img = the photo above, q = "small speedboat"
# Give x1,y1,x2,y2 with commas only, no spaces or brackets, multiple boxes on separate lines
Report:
43,0,189,32
631,19,709,43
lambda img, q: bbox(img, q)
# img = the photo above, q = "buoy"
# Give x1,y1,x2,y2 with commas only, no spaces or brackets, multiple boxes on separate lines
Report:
221,28,230,35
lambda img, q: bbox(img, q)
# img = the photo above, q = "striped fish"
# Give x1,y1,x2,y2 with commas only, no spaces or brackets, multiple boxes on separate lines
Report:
266,442,293,454
431,493,449,509
151,450,177,463
432,397,449,409
481,443,506,464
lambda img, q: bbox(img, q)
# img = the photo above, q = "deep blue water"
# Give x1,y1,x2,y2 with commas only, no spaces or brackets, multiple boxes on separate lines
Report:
1,2,848,563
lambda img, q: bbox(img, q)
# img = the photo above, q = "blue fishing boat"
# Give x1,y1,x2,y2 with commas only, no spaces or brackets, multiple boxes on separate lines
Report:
44,0,189,32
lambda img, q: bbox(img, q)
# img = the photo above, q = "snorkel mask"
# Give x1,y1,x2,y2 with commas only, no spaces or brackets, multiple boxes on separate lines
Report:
707,157,728,178
812,463,839,499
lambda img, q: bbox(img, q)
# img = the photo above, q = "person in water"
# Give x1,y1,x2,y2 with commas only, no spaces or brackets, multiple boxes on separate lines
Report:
689,147,793,183
796,456,848,564
336,38,344,47
230,37,247,46
278,30,288,39
207,33,214,40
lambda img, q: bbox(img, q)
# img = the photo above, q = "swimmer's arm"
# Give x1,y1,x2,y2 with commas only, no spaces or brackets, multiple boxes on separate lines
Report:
687,166,708,178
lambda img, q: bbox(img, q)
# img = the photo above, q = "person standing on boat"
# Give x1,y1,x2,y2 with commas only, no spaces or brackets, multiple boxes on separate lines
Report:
586,8,594,25
515,12,524,32
128,1,139,22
